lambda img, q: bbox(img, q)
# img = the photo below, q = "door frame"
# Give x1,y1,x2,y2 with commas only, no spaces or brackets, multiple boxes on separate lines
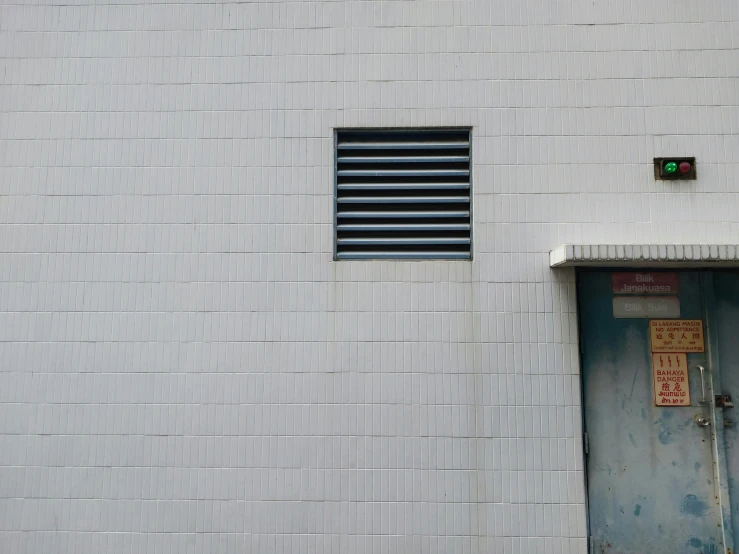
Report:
700,272,734,553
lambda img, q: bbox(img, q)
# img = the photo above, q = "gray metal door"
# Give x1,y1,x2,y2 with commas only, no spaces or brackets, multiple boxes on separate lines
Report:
580,271,723,554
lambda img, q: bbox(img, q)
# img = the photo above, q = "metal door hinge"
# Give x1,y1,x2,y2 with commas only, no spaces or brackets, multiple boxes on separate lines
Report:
584,432,589,455
589,536,594,554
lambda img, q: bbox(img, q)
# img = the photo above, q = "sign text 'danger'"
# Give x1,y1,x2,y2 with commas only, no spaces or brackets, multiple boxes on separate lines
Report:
652,353,690,406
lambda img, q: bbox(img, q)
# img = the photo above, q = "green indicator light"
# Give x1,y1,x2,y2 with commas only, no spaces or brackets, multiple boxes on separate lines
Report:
664,162,678,173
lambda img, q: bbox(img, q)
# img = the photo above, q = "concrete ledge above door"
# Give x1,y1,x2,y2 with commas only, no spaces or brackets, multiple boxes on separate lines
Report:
550,244,739,268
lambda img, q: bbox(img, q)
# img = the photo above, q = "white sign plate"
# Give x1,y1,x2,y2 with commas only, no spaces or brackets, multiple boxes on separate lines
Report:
612,296,680,319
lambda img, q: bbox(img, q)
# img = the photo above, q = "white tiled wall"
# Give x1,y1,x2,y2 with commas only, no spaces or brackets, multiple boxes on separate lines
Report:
1,1,737,552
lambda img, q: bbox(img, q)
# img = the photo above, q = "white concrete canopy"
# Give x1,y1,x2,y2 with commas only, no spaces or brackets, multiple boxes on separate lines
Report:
550,244,739,268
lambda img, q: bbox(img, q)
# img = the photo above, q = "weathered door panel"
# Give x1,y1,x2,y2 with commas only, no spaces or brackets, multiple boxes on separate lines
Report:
580,271,722,554
713,272,739,548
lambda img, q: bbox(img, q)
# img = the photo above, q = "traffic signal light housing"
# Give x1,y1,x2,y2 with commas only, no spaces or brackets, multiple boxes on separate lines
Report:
654,157,696,180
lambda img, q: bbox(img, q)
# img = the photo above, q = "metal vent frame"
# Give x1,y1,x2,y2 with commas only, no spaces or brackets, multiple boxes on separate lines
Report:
333,128,473,261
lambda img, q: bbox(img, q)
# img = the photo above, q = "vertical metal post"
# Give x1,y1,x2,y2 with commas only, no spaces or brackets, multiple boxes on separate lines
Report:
702,272,735,554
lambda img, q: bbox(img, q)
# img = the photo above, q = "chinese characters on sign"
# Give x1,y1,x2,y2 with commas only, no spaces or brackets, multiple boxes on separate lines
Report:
649,319,705,353
652,353,690,406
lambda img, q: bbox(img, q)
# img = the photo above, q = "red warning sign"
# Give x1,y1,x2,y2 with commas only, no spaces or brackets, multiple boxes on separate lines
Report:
652,353,690,406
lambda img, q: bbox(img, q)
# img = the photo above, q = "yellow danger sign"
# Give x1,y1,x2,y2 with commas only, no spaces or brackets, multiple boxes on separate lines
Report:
652,353,690,406
649,319,704,353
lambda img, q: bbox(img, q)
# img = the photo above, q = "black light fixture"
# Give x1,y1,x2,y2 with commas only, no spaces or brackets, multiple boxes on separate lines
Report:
654,157,696,180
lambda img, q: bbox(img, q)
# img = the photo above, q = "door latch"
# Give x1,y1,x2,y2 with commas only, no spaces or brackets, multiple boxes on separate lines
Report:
716,394,734,408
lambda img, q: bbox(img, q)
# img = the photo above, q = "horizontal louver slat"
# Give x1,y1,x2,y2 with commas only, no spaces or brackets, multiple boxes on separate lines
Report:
338,237,471,245
338,196,470,204
338,141,469,150
337,183,470,191
336,252,472,260
339,156,469,164
337,223,470,232
335,129,472,260
338,211,470,219
338,169,469,177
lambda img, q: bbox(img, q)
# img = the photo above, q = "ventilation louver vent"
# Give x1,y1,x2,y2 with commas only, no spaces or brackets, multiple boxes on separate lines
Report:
335,129,472,260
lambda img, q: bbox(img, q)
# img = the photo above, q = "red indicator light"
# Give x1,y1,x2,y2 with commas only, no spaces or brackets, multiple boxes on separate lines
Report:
679,161,692,174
